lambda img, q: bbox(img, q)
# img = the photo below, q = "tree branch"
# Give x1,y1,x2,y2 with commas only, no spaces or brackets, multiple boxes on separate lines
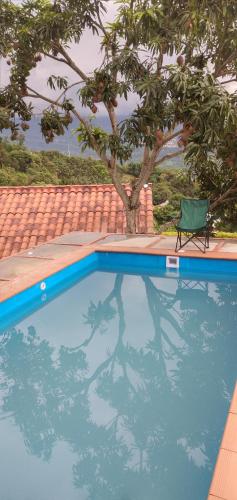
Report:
130,144,160,207
162,127,184,146
103,103,130,208
143,143,150,165
57,44,88,81
28,81,83,108
26,86,62,108
210,182,237,210
220,78,237,85
55,80,83,105
217,196,237,204
95,5,107,36
41,51,68,64
214,50,237,78
26,86,110,167
155,149,184,167
106,103,118,134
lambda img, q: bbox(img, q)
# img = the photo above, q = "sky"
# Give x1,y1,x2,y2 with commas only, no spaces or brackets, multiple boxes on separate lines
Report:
0,0,236,117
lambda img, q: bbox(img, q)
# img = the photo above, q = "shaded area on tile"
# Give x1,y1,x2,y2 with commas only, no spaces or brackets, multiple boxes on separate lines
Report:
222,243,237,253
20,244,87,260
50,231,105,245
150,236,218,252
98,234,140,245
102,236,158,248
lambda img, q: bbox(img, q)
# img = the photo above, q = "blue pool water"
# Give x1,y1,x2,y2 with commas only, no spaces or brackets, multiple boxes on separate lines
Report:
0,253,237,500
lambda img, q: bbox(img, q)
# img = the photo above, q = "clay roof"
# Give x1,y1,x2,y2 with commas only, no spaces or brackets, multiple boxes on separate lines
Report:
0,184,153,259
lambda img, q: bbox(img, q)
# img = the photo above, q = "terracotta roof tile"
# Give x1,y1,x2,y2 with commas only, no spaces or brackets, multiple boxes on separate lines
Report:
0,184,153,258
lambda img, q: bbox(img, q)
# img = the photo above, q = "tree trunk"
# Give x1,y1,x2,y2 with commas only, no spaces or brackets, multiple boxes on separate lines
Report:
125,207,137,234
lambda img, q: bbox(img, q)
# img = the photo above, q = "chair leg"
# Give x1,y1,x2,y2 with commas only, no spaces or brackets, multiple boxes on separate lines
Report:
203,230,208,250
175,235,178,252
176,231,207,253
175,232,181,252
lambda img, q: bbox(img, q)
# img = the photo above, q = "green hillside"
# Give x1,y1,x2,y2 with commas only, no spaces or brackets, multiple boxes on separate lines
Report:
0,139,236,232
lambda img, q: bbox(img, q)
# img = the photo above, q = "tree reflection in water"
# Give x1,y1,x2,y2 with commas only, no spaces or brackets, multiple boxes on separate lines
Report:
0,272,237,500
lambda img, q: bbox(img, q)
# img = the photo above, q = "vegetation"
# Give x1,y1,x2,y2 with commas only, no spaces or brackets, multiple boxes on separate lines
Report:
163,230,237,239
0,0,237,232
1,139,236,232
0,139,111,185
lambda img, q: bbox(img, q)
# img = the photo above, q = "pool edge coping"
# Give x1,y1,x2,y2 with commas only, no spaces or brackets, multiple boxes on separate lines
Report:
0,247,95,303
1,244,237,304
94,244,237,260
208,383,237,500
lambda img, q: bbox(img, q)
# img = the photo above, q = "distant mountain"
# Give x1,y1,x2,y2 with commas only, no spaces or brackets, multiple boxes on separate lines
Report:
3,115,184,167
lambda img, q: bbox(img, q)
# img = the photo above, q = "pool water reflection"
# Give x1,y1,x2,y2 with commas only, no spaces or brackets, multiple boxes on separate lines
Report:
0,271,237,500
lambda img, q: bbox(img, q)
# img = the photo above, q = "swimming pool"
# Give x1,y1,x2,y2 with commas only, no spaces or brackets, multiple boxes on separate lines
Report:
0,252,237,500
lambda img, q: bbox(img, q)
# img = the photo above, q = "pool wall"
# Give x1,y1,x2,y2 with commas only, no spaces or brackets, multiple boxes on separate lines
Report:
97,251,237,275
1,250,237,332
0,252,98,332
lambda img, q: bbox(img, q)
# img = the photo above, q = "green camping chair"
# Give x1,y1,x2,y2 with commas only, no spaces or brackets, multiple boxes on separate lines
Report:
175,199,210,253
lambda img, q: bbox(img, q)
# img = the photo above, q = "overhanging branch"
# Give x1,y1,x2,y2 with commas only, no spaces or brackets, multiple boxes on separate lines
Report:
55,80,83,105
162,127,184,146
42,51,68,65
210,182,237,210
95,5,107,36
26,85,109,166
57,44,88,81
26,86,62,108
155,149,184,167
220,78,237,85
214,50,237,78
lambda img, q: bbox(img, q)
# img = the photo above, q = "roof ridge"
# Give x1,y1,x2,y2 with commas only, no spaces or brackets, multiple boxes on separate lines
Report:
0,183,152,190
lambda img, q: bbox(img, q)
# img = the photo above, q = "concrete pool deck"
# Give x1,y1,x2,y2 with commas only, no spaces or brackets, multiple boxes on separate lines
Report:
0,230,237,500
0,231,236,299
208,383,237,500
0,232,237,300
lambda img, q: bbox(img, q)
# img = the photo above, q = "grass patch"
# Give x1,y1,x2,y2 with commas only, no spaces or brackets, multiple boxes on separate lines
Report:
161,230,237,238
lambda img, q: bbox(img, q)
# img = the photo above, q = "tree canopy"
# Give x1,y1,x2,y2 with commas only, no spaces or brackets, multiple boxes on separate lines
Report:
0,0,237,231
0,138,111,185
